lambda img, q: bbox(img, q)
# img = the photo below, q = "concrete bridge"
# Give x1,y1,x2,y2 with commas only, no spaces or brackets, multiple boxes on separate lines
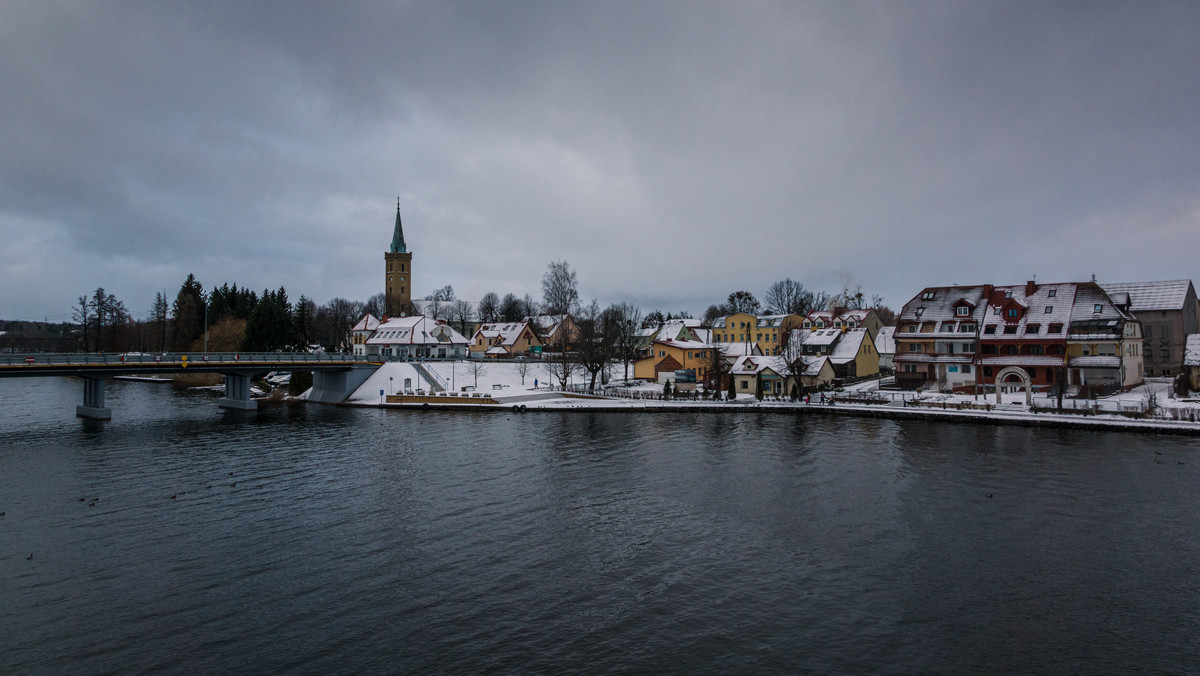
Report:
0,352,381,419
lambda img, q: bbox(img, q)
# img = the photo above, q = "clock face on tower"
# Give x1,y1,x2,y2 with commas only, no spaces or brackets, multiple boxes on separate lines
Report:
400,276,405,282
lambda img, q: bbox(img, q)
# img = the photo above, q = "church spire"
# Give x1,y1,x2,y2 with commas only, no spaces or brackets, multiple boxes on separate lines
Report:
390,198,407,253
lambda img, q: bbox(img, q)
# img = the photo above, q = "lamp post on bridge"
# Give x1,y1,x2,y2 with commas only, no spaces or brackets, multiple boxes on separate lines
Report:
203,294,209,355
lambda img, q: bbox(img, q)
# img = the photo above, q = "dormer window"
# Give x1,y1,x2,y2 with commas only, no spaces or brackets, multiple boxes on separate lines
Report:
914,308,924,317
1004,291,1013,299
1093,304,1102,314
956,306,969,316
1048,289,1057,298
993,308,1001,315
1007,308,1018,318
1026,324,1041,334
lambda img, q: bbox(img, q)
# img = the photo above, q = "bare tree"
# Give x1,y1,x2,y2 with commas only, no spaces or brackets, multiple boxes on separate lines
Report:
449,299,475,336
725,290,761,315
541,260,579,317
543,356,572,390
151,291,169,352
466,359,488,388
499,293,524,322
607,302,642,381
520,294,539,321
363,292,386,318
477,292,501,322
765,278,820,315
515,359,531,385
577,300,617,392
702,304,729,326
73,295,92,352
425,285,455,320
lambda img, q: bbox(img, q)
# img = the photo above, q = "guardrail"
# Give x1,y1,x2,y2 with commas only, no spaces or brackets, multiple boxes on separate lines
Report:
0,352,374,367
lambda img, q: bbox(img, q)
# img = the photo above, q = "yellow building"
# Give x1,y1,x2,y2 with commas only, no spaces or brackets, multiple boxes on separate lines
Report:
470,321,541,358
712,313,802,356
634,340,713,383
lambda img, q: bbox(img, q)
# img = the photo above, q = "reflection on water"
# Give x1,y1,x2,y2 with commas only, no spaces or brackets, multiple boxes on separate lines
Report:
1,377,1197,673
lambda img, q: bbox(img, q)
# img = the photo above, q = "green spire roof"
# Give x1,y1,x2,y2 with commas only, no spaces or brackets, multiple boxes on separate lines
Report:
390,199,406,253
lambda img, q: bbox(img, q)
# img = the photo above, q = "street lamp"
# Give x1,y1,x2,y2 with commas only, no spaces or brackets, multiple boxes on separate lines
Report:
203,296,209,355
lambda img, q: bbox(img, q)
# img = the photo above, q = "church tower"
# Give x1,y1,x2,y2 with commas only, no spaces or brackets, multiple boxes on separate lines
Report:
384,200,413,316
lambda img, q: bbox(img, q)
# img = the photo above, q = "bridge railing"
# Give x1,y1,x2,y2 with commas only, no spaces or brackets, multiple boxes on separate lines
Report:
0,352,375,367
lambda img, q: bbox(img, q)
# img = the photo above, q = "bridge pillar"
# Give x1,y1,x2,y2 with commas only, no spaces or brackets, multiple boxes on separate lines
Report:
77,376,112,420
218,373,257,411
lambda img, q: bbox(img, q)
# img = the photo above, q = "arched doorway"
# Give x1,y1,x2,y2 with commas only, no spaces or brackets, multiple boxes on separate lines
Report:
994,366,1032,405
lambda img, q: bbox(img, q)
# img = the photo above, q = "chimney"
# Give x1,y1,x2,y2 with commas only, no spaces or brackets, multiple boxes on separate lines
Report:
1026,280,1037,296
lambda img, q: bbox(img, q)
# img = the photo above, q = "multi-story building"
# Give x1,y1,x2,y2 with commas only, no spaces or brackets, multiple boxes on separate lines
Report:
1100,280,1199,377
895,281,1142,395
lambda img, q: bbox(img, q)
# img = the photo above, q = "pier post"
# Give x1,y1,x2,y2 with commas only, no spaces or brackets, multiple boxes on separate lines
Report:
218,373,258,411
77,376,112,420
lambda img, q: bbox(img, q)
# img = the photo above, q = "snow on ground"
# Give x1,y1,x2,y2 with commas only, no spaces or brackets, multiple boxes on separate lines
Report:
335,364,1200,431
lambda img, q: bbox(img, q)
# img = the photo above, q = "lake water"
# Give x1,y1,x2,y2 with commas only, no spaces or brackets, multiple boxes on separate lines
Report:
2,377,1198,673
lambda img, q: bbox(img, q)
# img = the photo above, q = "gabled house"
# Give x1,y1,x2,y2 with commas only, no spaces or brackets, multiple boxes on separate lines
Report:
1184,334,1200,391
635,320,702,359
470,321,542,359
350,313,382,356
633,340,713,384
1100,280,1199,377
731,354,835,395
532,314,580,350
363,315,471,359
828,327,880,379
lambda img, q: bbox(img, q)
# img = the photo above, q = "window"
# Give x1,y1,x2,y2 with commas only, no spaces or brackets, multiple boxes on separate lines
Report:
1004,326,1018,335
1048,324,1063,334
993,308,1001,316
1004,291,1013,299
1161,348,1171,360
922,291,935,300
1007,308,1018,318
982,345,998,354
956,306,969,316
1045,306,1053,314
1094,304,1102,314
1026,324,1040,334
959,324,976,333
1145,325,1153,338
962,365,972,374
1003,345,1019,355
962,343,975,353
741,380,748,390
915,308,924,317
984,367,993,377
1028,368,1037,379
984,326,996,335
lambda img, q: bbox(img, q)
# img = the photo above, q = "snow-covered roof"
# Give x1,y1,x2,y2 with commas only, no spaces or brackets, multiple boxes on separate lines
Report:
367,316,469,346
898,285,991,326
981,283,1075,335
756,314,790,328
474,321,534,347
731,355,784,376
790,328,842,347
656,339,709,350
1185,334,1200,367
352,313,381,332
829,328,868,364
1068,356,1122,368
875,326,896,355
1101,280,1194,312
716,341,760,357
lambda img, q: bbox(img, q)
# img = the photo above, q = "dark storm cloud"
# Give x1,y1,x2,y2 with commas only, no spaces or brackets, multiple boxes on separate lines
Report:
1,1,1198,320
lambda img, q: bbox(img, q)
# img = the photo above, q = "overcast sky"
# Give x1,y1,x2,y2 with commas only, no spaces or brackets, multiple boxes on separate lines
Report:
2,1,1198,321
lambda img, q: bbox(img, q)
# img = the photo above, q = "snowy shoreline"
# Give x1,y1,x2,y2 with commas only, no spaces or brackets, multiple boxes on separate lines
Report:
312,361,1200,436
